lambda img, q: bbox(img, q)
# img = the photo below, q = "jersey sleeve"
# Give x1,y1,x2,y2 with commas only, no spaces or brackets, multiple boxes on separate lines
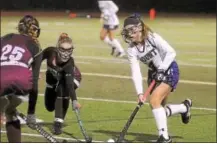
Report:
63,58,77,101
127,47,144,95
42,47,56,61
42,46,63,72
153,33,176,71
98,1,111,16
27,40,43,114
108,1,119,13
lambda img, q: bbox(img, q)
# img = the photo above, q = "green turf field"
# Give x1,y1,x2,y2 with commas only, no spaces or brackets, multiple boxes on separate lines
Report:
1,14,216,143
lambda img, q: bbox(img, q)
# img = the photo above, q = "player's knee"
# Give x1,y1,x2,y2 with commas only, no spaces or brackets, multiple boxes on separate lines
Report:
100,35,105,41
108,36,114,41
149,96,161,109
5,110,18,122
45,98,55,112
0,97,9,113
46,106,55,112
45,102,55,112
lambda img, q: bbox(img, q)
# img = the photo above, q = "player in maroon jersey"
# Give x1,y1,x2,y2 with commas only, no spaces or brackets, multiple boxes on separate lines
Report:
0,15,42,142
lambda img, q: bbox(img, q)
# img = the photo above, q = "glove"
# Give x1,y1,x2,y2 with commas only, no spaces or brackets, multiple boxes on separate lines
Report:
26,114,36,129
72,100,81,111
155,69,166,82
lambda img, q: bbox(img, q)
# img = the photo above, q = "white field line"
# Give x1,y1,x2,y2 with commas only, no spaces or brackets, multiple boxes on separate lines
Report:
41,29,216,42
73,61,92,65
72,44,217,56
83,55,215,68
40,70,216,86
38,70,216,111
78,55,215,68
40,55,216,68
0,131,103,143
71,55,216,68
37,94,216,112
191,58,212,62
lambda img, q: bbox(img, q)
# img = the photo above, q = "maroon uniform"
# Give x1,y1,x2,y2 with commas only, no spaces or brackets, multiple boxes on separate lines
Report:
0,33,42,97
0,15,42,143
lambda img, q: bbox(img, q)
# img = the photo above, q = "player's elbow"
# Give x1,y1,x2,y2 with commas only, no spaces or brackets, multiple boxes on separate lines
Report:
114,7,119,13
171,51,176,59
132,71,142,83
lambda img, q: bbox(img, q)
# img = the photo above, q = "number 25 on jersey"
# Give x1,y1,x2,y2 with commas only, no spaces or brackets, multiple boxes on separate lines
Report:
1,44,25,61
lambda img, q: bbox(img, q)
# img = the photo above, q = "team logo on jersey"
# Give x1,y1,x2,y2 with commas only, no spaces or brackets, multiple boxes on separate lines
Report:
140,49,157,64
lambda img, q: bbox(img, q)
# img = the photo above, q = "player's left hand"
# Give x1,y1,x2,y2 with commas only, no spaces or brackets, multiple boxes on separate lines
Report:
72,100,81,110
155,69,166,82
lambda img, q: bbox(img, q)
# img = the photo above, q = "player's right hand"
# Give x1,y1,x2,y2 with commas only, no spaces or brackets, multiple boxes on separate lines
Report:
138,94,145,103
26,114,36,129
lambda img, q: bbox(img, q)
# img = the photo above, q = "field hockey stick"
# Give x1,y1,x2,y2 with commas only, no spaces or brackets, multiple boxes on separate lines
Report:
116,80,156,142
74,109,92,143
16,112,65,143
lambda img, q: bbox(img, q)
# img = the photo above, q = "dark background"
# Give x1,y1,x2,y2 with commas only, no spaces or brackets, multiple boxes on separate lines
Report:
0,0,216,13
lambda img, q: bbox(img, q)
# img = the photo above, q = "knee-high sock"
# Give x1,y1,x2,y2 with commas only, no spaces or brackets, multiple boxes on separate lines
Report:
165,104,187,117
104,37,125,53
152,107,169,139
103,36,113,47
44,87,56,112
54,97,69,123
111,39,125,53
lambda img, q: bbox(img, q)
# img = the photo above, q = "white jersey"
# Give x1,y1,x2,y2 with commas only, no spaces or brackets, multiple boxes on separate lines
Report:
98,0,119,26
127,32,176,95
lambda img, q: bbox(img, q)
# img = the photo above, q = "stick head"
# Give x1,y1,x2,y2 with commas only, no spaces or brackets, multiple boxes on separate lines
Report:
86,136,92,143
115,138,126,143
62,140,68,143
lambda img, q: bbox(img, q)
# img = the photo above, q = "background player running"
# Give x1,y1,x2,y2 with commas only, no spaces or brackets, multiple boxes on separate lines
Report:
97,0,125,57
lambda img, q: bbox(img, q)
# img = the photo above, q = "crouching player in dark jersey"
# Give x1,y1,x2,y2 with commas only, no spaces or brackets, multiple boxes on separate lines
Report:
41,33,81,135
0,15,42,142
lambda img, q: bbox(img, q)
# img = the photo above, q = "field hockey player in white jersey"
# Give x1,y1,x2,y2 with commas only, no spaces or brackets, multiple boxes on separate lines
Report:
121,14,192,143
97,0,125,57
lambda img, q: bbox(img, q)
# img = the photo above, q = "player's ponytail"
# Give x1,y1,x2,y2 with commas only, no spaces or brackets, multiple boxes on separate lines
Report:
58,33,69,40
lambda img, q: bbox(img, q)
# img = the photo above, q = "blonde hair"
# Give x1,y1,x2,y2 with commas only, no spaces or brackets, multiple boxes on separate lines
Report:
142,24,154,41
